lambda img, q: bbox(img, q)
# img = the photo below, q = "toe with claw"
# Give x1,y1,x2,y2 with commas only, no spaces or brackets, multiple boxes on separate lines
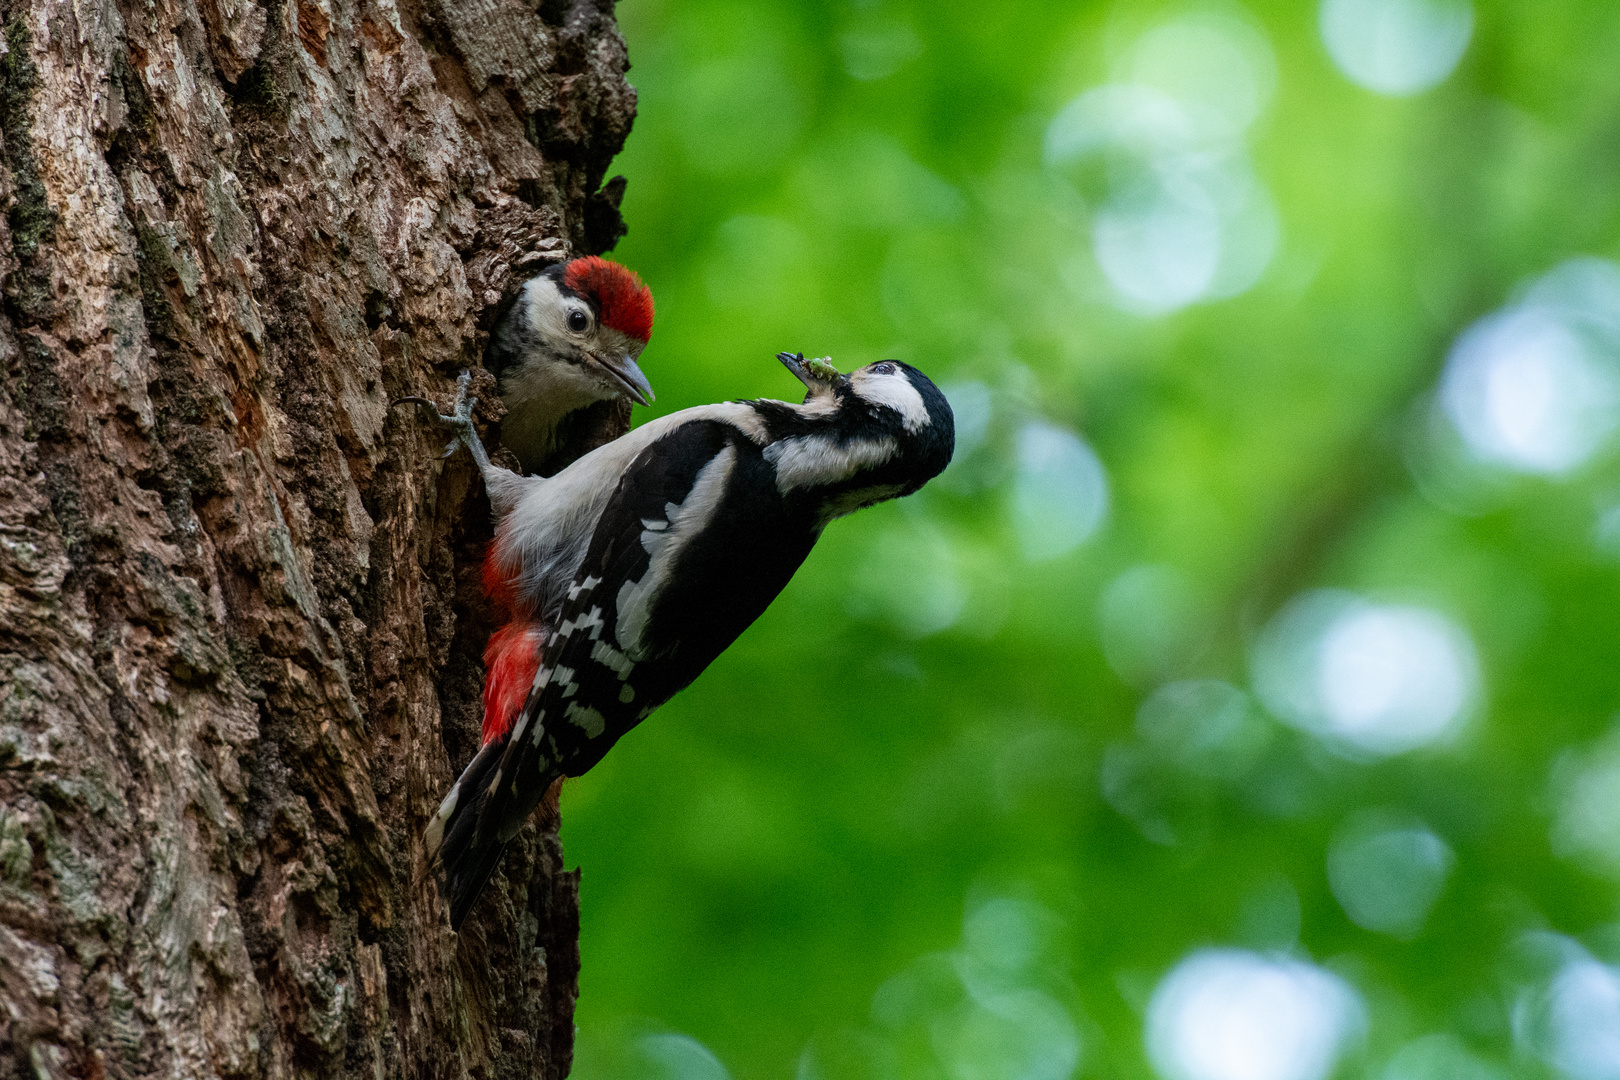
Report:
393,371,480,459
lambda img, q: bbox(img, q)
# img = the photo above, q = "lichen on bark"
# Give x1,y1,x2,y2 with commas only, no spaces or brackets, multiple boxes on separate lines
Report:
0,0,636,1073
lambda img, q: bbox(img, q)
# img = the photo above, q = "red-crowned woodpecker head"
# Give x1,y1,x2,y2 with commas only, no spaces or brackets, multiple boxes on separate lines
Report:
562,256,655,346
488,256,656,470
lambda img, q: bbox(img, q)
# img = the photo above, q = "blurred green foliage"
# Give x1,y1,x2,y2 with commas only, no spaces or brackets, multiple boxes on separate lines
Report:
559,1,1620,1077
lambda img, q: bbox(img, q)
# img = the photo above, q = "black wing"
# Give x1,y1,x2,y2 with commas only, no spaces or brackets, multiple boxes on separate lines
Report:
478,418,817,844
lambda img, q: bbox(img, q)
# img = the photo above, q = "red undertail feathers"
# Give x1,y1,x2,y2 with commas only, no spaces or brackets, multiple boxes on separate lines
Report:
482,622,543,746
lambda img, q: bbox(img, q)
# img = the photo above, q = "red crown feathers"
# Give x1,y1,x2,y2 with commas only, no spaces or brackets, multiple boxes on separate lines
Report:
563,256,654,343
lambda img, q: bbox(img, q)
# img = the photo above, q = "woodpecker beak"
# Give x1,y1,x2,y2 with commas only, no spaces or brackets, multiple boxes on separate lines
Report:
594,352,655,407
777,352,844,398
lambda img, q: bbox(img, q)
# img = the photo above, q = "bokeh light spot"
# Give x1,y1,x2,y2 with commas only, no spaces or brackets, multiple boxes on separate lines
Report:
1551,725,1620,879
1380,1033,1505,1080
861,896,1081,1079
1252,591,1479,756
1146,950,1363,1080
1326,814,1454,938
1526,958,1620,1080
1093,178,1222,314
848,516,967,637
1440,306,1620,475
1127,12,1276,143
1137,679,1269,778
942,381,994,460
1098,565,1205,684
1010,421,1109,561
931,987,1081,1080
962,897,1052,978
1318,0,1473,96
1595,503,1620,560
1044,15,1280,315
637,1033,732,1080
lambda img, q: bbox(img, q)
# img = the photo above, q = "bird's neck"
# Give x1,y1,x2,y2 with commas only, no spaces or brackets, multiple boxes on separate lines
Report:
499,359,610,474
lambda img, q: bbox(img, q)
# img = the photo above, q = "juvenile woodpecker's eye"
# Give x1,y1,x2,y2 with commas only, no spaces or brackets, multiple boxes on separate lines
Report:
872,362,897,375
567,309,590,333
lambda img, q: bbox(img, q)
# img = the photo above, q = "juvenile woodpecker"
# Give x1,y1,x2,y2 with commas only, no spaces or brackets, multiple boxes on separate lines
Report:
487,255,656,476
417,352,955,928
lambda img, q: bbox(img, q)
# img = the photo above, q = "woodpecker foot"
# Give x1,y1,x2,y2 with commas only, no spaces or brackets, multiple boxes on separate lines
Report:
393,371,480,459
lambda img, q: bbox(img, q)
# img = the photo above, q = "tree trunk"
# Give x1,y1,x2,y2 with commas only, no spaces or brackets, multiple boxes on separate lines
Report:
0,0,636,1071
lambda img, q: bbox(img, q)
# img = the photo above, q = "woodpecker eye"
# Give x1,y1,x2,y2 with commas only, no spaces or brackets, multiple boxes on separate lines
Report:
872,362,897,375
567,309,590,334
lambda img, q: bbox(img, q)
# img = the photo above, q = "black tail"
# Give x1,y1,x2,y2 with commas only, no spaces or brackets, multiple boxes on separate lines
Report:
445,823,509,931
424,738,512,931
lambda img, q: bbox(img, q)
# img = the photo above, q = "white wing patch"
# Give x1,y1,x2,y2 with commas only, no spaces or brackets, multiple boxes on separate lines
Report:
615,444,739,660
553,665,578,698
526,663,555,745
556,605,606,641
765,434,898,493
590,639,635,679
565,701,607,738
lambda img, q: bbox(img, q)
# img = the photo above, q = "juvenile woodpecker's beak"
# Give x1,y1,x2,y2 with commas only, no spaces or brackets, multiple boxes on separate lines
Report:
595,353,655,407
777,352,844,398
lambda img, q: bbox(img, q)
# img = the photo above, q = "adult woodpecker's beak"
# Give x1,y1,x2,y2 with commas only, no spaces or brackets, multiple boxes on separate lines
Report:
777,352,844,398
594,352,655,407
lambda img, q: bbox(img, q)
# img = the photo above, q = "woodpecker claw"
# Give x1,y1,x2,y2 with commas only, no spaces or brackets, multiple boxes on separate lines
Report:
393,372,480,461
391,395,442,416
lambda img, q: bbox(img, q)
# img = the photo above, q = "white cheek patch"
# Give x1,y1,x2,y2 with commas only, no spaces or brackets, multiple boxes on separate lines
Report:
765,434,898,493
615,445,739,660
523,275,587,342
521,276,562,330
852,372,930,432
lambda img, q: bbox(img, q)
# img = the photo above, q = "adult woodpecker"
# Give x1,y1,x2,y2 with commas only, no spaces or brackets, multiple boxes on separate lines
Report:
486,255,656,476
415,352,955,928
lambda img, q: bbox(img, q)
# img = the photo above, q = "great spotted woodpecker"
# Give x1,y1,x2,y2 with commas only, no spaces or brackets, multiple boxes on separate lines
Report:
416,352,955,928
487,256,656,477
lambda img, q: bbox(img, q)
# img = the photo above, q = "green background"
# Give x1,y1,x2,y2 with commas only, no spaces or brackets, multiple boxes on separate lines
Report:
558,1,1620,1077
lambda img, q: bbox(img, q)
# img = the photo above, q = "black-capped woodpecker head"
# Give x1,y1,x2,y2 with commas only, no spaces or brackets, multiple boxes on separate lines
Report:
487,256,656,469
765,352,955,519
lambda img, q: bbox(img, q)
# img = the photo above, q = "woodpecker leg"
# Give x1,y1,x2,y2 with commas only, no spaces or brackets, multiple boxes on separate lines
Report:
395,372,496,467
442,372,498,471
393,372,528,516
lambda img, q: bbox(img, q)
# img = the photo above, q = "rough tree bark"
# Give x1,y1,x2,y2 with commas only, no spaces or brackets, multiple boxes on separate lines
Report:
0,0,638,1071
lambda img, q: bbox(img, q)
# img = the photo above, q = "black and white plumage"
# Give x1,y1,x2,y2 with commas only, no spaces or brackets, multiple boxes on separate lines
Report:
422,352,955,928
